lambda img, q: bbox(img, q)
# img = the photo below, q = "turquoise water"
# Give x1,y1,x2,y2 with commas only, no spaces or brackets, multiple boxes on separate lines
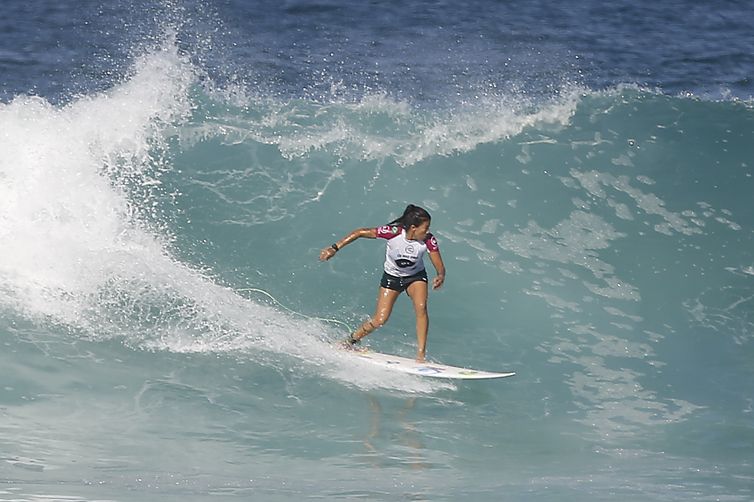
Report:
2,3,754,500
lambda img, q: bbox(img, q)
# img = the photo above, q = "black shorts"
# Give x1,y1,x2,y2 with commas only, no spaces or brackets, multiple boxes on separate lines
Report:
380,270,428,292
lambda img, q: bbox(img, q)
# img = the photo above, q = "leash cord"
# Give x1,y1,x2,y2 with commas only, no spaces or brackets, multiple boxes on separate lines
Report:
237,287,353,333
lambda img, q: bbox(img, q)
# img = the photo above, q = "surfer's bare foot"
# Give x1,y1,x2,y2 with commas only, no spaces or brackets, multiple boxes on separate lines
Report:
341,335,361,350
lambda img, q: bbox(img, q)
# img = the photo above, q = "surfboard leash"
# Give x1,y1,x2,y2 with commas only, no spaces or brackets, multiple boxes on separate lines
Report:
237,287,353,333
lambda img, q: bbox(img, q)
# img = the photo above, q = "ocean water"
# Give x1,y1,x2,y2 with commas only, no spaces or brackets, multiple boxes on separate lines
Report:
1,1,753,500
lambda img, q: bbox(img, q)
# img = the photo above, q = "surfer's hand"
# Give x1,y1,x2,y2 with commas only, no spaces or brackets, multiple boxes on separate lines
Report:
432,274,444,289
319,247,337,261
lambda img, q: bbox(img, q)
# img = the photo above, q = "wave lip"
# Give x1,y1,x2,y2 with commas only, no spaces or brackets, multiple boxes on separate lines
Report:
0,39,193,322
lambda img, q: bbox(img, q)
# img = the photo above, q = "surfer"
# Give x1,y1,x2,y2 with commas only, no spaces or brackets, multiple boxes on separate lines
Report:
319,204,446,362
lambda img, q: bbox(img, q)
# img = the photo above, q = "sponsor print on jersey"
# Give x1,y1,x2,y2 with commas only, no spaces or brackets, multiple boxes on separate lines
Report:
376,225,401,239
427,234,439,252
395,244,418,268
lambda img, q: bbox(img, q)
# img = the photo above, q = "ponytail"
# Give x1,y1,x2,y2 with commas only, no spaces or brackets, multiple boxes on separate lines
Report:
389,204,431,229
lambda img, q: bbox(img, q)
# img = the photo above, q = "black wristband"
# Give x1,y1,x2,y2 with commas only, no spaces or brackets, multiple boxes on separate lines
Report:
331,243,339,252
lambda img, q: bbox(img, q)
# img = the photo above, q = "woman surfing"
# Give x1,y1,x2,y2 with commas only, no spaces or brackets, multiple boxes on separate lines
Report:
319,204,446,362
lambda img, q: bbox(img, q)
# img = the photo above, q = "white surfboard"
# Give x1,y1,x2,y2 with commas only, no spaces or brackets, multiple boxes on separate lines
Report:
350,349,515,380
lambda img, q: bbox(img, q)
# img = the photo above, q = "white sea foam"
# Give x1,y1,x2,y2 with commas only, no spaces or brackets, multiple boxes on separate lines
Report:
182,84,585,169
0,40,447,394
498,211,639,301
0,40,194,324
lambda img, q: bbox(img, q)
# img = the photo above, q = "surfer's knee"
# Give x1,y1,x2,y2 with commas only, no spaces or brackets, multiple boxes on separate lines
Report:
412,301,427,317
371,315,388,328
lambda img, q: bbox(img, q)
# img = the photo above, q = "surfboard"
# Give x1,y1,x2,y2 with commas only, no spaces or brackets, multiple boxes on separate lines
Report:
349,349,515,380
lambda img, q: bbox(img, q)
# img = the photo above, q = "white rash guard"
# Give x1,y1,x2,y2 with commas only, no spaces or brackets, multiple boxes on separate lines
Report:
375,224,440,277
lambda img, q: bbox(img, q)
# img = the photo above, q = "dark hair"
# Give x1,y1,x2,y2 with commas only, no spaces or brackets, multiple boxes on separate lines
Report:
389,204,431,229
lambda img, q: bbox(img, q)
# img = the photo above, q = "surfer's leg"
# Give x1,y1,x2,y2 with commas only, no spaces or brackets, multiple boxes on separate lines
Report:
350,287,400,343
406,280,429,361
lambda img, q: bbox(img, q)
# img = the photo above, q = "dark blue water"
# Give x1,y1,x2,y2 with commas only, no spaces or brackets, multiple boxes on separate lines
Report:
2,0,752,103
1,1,753,500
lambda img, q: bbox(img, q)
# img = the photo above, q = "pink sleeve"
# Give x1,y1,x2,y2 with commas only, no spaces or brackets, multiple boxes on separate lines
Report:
425,233,439,252
376,225,402,239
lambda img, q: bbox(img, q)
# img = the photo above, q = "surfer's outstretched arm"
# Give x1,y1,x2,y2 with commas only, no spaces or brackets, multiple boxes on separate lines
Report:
319,227,377,261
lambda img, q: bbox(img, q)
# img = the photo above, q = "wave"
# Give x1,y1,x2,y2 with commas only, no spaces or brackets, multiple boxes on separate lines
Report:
0,41,458,393
1,34,751,402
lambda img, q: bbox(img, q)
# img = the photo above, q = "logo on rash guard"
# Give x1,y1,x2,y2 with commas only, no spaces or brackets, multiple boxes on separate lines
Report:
378,225,400,236
396,244,417,268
